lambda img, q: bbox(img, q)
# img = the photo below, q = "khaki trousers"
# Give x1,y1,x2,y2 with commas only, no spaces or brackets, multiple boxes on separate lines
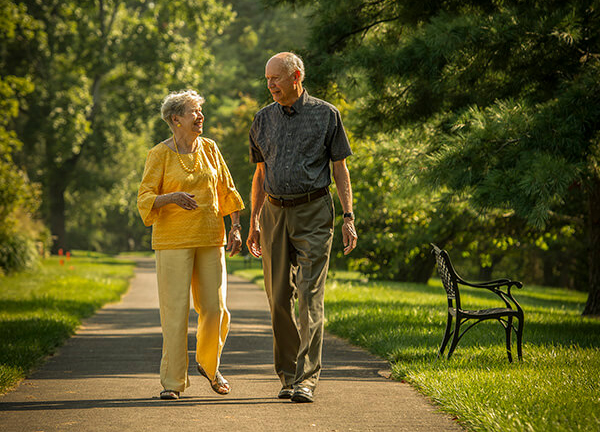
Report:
155,246,230,392
260,191,334,391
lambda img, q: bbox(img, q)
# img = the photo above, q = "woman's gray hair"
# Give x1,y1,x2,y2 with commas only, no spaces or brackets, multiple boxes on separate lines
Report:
279,52,305,82
160,89,205,127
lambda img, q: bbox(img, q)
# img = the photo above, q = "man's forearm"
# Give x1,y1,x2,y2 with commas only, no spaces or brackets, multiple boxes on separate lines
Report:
250,164,267,229
332,160,354,214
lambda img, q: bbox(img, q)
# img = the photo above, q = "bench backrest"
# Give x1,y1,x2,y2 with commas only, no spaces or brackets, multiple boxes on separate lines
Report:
431,244,461,307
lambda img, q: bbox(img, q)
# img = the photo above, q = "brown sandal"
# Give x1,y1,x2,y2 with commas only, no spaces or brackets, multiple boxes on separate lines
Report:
197,365,230,395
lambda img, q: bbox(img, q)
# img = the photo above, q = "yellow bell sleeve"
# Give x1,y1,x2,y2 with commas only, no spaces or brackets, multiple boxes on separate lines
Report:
137,147,163,227
207,139,245,216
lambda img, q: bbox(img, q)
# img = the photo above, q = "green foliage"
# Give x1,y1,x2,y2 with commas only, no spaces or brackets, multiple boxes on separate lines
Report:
64,130,152,252
293,0,600,223
0,231,39,276
324,276,599,432
270,0,600,311
0,2,46,273
202,0,311,238
6,0,234,252
0,253,135,394
4,0,311,255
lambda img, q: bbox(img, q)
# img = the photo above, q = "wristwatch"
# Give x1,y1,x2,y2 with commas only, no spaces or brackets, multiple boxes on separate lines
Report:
343,212,355,220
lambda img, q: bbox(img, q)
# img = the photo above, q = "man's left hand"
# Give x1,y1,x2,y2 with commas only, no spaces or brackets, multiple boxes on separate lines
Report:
342,219,358,255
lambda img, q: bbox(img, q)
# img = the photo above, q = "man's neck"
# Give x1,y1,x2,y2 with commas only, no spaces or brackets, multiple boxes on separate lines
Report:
280,87,303,107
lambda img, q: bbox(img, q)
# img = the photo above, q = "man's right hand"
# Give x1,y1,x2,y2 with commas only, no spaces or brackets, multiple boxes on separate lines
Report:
246,227,262,258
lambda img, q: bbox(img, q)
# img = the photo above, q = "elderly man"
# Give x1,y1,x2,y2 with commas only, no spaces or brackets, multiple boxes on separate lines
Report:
246,52,358,403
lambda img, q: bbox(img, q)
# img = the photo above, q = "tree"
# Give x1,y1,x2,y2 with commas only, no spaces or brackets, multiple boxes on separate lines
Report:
275,0,600,315
8,0,233,252
203,0,311,240
0,1,47,272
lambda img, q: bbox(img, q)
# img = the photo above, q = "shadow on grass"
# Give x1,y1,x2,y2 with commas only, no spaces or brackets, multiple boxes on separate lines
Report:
325,296,600,365
0,318,75,369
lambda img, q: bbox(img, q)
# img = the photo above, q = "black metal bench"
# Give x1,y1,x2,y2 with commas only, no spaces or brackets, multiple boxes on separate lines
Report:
431,243,524,362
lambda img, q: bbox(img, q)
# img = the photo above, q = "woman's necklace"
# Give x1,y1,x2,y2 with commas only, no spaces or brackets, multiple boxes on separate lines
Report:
173,135,200,173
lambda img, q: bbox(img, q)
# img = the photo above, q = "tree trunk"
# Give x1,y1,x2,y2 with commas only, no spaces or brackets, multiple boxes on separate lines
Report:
478,254,503,281
583,176,600,316
404,250,436,283
479,265,493,281
48,175,68,255
542,254,555,286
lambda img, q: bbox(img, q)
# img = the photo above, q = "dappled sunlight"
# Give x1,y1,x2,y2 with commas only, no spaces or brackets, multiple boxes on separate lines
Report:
323,275,600,432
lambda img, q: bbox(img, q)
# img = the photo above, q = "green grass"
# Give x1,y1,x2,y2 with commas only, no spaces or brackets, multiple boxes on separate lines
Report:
323,276,600,432
0,252,135,394
229,259,600,430
226,255,264,286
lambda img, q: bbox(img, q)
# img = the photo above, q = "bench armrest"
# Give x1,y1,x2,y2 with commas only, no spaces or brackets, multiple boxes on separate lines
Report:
457,278,523,310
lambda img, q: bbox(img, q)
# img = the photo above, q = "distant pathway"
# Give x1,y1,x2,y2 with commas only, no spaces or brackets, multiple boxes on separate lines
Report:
0,258,462,431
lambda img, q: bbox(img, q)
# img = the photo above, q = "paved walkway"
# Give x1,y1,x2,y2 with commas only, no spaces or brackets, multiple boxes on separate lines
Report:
0,258,462,431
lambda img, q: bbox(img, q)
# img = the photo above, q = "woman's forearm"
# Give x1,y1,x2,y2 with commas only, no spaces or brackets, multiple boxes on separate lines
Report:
230,211,240,226
152,193,174,209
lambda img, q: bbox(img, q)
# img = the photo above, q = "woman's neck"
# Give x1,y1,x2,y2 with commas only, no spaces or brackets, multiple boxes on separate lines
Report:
173,132,199,153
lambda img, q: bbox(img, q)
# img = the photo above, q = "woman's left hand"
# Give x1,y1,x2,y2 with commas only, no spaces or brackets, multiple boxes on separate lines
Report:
226,227,242,257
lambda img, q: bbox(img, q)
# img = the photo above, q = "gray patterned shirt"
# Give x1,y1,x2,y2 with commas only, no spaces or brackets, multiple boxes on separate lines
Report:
249,90,352,195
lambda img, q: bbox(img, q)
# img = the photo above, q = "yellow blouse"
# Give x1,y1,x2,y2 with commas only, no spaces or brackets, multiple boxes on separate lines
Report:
137,137,244,250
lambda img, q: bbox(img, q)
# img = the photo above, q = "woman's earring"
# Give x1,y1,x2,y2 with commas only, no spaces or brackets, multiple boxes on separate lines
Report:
177,124,181,127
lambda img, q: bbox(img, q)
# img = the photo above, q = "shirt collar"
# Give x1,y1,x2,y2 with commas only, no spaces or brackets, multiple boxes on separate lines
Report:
278,90,309,116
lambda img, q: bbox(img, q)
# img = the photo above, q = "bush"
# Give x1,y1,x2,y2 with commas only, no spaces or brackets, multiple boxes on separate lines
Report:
0,230,40,275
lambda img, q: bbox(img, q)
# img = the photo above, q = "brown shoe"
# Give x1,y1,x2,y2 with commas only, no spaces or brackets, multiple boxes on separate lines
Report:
291,386,314,403
278,387,294,399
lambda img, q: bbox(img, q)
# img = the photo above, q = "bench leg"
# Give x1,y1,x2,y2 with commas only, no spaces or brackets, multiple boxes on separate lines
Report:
447,318,462,359
516,314,524,361
439,312,453,357
505,316,513,363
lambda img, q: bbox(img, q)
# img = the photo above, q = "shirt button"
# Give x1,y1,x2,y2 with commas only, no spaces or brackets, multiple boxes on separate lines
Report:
287,132,292,137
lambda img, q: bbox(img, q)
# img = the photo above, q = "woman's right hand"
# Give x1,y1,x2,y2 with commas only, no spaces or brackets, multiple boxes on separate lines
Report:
171,192,198,210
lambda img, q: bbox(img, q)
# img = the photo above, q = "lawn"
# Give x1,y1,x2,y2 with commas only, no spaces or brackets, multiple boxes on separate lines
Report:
228,257,600,432
0,252,135,394
324,277,600,432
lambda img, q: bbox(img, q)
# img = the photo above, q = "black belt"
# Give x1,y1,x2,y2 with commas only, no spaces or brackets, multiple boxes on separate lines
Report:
267,187,328,208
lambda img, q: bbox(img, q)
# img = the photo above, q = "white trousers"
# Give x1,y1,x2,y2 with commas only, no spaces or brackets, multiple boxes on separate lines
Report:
155,246,230,392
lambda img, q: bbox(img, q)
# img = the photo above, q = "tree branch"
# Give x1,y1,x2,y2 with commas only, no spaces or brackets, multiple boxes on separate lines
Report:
330,14,402,49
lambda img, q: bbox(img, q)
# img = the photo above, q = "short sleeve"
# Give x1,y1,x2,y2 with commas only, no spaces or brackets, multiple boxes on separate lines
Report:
249,115,265,163
211,141,245,216
137,148,163,226
328,109,353,161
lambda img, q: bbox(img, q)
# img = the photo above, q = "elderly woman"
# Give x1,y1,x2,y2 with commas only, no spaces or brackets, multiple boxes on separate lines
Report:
137,89,244,400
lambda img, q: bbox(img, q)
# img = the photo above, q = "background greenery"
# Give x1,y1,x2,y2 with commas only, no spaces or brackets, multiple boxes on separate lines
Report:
1,1,599,312
0,252,134,394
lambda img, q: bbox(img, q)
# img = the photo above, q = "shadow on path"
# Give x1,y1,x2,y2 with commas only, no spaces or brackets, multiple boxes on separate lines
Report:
0,259,462,432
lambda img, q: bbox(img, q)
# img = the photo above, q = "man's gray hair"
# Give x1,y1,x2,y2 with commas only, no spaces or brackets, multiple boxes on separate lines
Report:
161,89,205,127
279,52,305,82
